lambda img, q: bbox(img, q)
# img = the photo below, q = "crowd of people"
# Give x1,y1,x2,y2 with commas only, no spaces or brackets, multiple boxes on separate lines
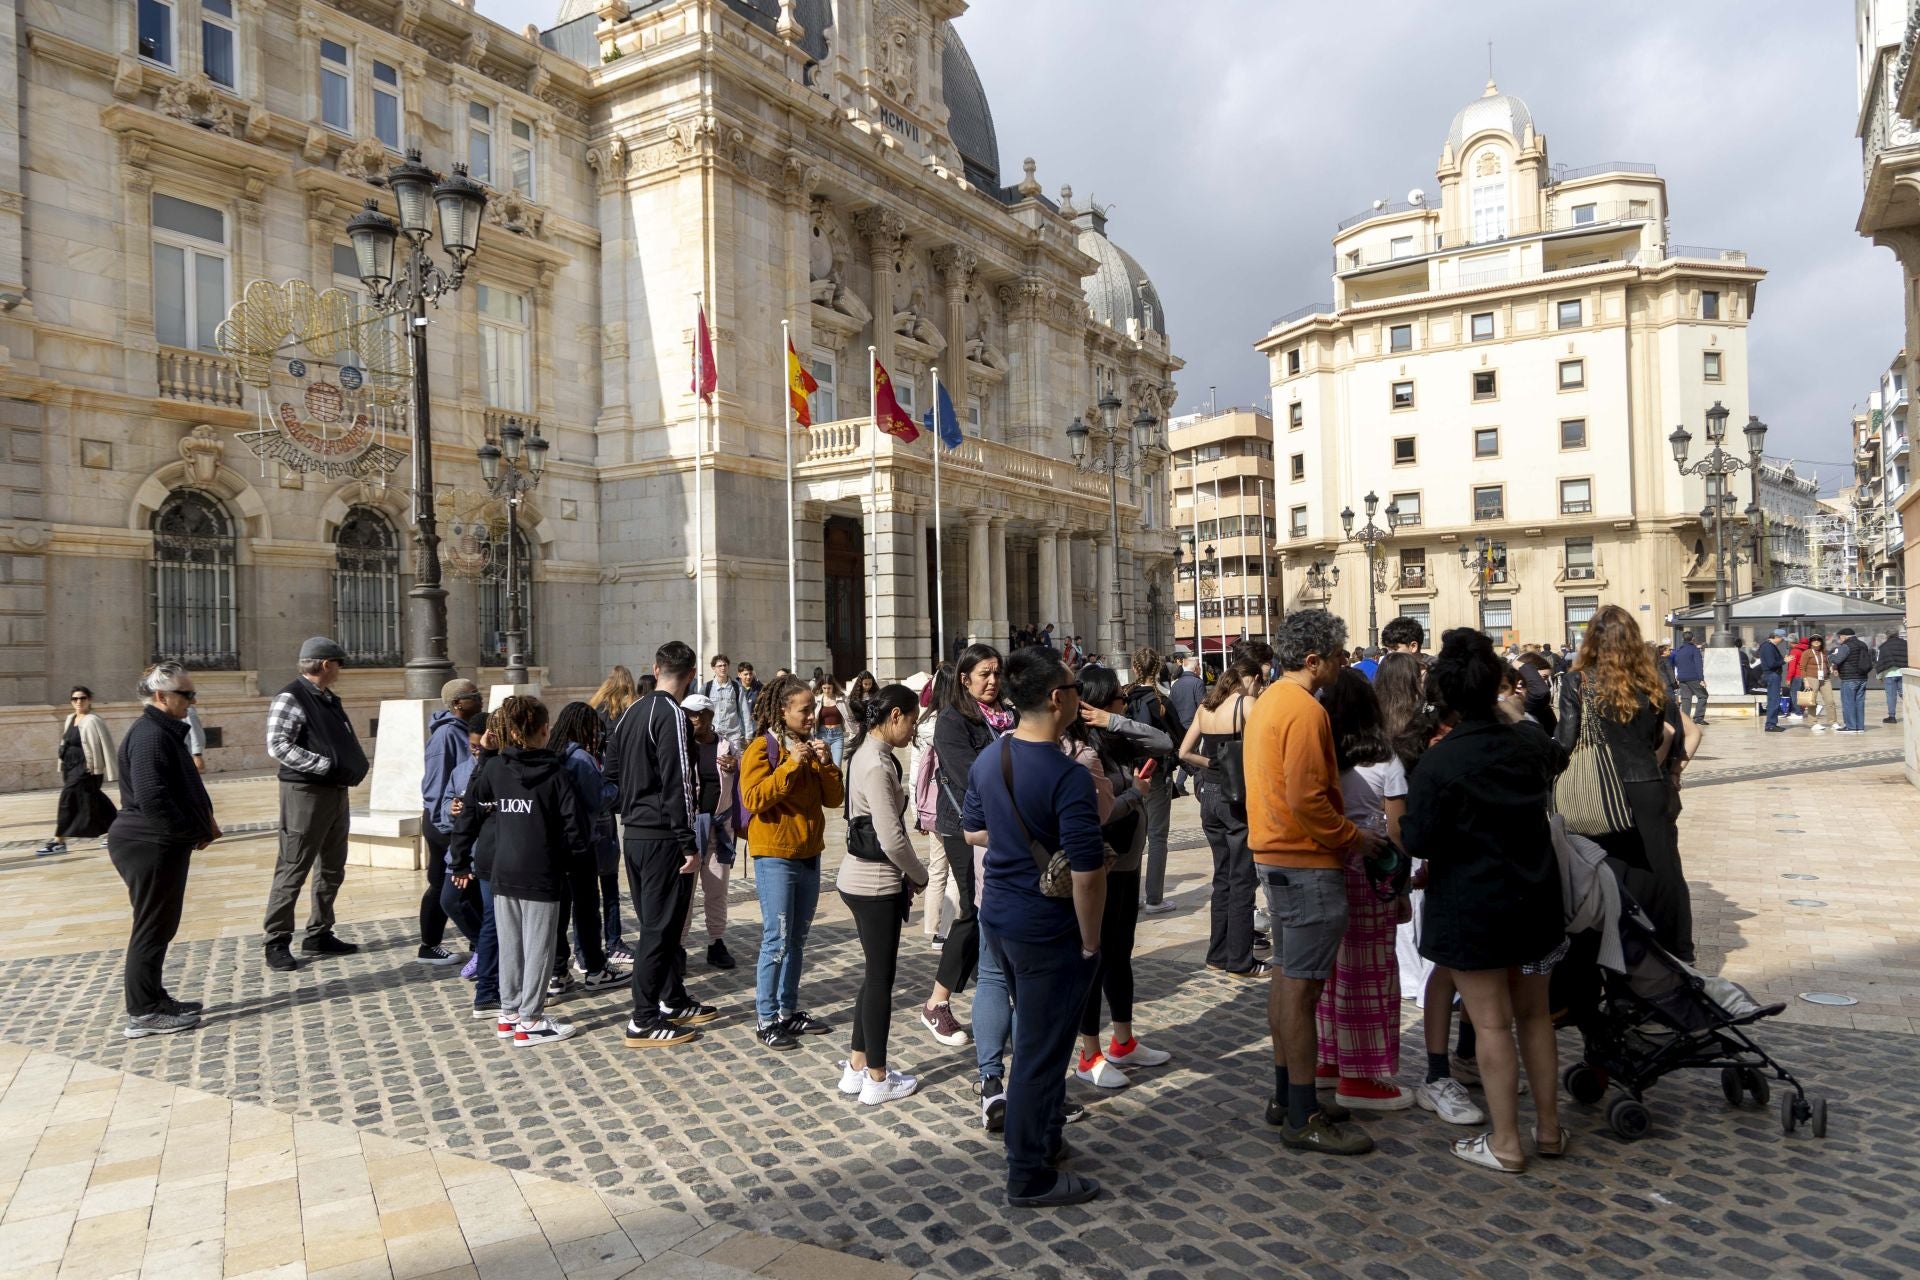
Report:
56,601,1903,1206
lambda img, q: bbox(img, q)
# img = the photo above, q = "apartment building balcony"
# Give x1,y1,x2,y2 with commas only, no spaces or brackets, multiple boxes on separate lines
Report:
1557,555,1609,590
798,416,1123,509
1860,44,1920,238
1334,199,1659,278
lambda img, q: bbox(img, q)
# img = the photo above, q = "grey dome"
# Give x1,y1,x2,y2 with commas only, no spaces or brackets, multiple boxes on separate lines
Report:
1078,211,1165,339
942,25,999,190
1446,80,1533,153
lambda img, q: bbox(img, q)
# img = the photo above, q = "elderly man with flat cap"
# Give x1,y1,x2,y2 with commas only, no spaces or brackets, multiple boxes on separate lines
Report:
262,636,370,971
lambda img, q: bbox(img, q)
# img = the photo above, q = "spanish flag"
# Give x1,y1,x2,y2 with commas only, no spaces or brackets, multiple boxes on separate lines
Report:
786,338,819,428
873,357,920,443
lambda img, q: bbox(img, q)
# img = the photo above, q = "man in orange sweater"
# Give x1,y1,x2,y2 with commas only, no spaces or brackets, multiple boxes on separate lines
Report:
1244,609,1377,1156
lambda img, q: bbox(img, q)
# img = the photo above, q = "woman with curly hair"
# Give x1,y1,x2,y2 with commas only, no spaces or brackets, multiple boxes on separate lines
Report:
1553,603,1692,960
588,665,638,738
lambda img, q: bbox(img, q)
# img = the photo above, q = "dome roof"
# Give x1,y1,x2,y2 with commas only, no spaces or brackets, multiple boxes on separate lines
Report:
1446,80,1533,154
1078,211,1165,339
942,25,999,190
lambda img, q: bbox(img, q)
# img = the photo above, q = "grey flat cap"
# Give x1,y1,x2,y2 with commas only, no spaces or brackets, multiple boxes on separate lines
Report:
300,636,348,662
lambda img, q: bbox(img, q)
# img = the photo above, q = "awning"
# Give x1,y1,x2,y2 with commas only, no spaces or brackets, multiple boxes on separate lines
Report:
1671,585,1904,628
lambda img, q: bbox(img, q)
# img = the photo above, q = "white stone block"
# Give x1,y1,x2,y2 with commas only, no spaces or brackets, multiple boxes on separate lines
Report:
367,698,434,815
488,682,542,710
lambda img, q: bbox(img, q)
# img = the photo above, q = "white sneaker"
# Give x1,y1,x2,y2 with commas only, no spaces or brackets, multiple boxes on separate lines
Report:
513,1018,576,1047
1140,900,1176,916
1415,1077,1486,1125
1105,1037,1171,1068
581,967,629,991
472,1007,499,1020
835,1061,864,1097
858,1069,919,1106
1253,908,1272,933
1811,724,1827,733
1074,1054,1129,1088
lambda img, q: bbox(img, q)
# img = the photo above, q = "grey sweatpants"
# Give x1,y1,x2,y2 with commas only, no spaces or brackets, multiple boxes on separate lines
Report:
496,895,562,1023
1140,776,1173,905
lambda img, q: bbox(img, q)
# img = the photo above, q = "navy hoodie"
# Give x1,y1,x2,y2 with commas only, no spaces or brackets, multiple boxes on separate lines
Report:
449,746,589,902
421,708,469,830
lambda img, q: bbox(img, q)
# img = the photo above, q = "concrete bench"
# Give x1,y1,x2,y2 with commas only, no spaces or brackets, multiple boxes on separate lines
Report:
347,808,424,870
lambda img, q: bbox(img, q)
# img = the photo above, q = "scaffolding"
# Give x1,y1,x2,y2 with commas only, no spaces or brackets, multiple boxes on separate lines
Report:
1807,508,1878,594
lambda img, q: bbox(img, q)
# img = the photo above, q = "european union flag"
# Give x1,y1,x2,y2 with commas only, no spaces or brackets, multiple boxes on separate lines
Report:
922,379,964,450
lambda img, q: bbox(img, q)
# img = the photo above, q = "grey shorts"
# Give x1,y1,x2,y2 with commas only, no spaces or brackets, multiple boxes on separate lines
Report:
1260,866,1348,980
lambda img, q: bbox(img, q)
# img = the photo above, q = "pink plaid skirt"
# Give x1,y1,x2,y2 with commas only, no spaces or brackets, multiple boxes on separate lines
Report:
1315,857,1402,1078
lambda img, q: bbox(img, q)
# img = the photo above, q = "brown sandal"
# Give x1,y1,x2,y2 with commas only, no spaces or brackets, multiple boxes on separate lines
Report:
1533,1125,1571,1157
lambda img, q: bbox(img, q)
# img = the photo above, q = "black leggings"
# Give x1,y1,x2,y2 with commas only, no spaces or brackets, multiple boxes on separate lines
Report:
421,814,451,947
933,830,978,994
1081,870,1140,1035
554,847,606,975
842,888,907,1069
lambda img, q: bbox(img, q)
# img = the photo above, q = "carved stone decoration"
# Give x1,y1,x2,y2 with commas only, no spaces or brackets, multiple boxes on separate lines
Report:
179,424,225,486
890,248,943,347
395,0,424,39
808,199,870,323
1474,149,1501,177
1017,157,1042,199
463,27,490,69
776,0,805,43
584,136,628,191
851,206,906,254
485,189,546,237
335,137,392,182
965,288,1008,372
782,154,822,205
156,73,241,136
112,56,145,102
877,14,918,107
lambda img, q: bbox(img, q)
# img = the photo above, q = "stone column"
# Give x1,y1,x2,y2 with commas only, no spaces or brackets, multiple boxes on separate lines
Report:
1097,535,1118,661
871,497,918,680
1037,532,1060,635
912,506,931,668
933,245,975,427
1056,530,1075,644
852,207,905,384
966,512,992,645
989,517,1009,648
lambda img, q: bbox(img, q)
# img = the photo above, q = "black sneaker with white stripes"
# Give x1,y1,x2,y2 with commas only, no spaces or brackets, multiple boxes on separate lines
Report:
623,1017,696,1048
783,1010,832,1036
758,1020,800,1051
581,967,630,991
662,1001,720,1026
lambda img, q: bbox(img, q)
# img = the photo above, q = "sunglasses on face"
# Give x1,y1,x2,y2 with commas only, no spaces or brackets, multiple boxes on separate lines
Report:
71,695,88,703
1052,681,1083,698
168,689,197,703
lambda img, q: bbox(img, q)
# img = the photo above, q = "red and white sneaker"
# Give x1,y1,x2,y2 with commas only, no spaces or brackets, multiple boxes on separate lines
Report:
1106,1036,1171,1068
1334,1077,1414,1111
1315,1063,1341,1087
514,1017,576,1047
1073,1051,1129,1089
496,1013,518,1039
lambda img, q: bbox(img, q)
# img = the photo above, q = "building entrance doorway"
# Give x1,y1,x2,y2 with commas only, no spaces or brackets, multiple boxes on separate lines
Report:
824,515,866,681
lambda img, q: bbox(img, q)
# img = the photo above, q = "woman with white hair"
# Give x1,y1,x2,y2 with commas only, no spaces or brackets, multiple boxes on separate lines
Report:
108,663,220,1038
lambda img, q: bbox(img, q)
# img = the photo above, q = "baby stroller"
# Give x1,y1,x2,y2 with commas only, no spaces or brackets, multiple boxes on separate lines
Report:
1555,884,1828,1142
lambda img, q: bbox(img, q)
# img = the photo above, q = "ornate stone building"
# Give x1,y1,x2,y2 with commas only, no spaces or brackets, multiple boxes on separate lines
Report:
0,0,1179,786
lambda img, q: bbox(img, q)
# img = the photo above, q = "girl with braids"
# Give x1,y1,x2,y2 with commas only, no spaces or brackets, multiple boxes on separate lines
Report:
1123,646,1179,915
834,683,928,1105
549,702,628,993
450,695,592,1048
740,673,844,1051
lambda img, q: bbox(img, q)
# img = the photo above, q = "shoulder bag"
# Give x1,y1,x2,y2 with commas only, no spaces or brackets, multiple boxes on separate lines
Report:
1552,682,1635,837
999,740,1115,899
1212,696,1248,805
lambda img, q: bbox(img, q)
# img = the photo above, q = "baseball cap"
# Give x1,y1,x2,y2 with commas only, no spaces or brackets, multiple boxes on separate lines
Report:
681,693,714,713
441,678,481,705
1771,628,1787,638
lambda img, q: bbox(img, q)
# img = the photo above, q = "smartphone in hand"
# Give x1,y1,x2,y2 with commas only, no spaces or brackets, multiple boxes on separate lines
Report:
1136,758,1158,783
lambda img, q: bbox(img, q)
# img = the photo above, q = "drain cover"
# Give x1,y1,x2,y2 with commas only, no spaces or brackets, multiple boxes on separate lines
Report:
1799,992,1859,1007
1787,899,1828,908
1781,873,1821,881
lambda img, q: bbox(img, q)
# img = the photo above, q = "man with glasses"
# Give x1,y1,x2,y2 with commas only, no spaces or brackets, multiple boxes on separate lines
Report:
963,647,1108,1207
261,636,370,972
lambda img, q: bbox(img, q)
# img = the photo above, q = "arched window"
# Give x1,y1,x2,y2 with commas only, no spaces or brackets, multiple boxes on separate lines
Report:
150,488,238,669
334,506,402,667
479,524,535,666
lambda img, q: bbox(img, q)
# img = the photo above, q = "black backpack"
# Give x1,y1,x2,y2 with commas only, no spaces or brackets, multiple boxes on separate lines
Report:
1125,685,1178,759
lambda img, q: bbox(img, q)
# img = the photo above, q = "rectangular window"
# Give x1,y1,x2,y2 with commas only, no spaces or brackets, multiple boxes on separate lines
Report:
330,241,360,280
1474,428,1499,458
1287,348,1301,375
1289,453,1305,481
1488,542,1510,584
1390,235,1414,260
967,395,984,437
1572,202,1597,225
1560,477,1593,514
1701,290,1720,320
1289,506,1307,539
1703,351,1723,382
510,118,536,198
1470,311,1494,342
371,60,401,151
1393,436,1416,465
138,0,174,66
1472,370,1497,401
810,350,836,421
320,39,351,132
1557,299,1583,329
201,0,236,88
893,381,915,414
1482,599,1514,633
1473,484,1504,521
1399,546,1426,588
1389,323,1412,353
1390,492,1421,526
1391,380,1414,410
1288,401,1303,430
468,102,493,185
1564,537,1596,579
1628,198,1651,219
1195,444,1225,462
476,284,530,411
1401,602,1431,634
1558,359,1585,390
1565,595,1600,647
1561,417,1587,449
151,194,227,353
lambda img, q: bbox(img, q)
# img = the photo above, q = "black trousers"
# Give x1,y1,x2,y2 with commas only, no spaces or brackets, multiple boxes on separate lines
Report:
625,834,693,1020
554,846,607,975
997,927,1098,1196
421,812,451,947
842,889,907,1068
1199,782,1257,972
109,833,193,1017
437,874,484,947
934,830,979,994
1080,870,1140,1035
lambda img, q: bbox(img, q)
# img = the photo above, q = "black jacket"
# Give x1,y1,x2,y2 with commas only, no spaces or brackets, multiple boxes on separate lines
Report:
1876,635,1908,675
449,746,588,902
1403,716,1567,972
1553,672,1671,785
276,677,370,787
604,691,696,852
110,705,215,846
932,705,999,837
1833,636,1876,680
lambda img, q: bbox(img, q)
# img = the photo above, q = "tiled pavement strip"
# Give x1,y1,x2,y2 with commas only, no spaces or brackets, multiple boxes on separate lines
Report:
1,722,1918,1279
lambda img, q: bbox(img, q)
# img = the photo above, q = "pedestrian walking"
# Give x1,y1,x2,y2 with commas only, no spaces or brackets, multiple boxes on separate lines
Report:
40,685,118,855
702,654,752,752
1800,636,1836,731
108,663,218,1038
1876,627,1907,723
261,637,369,972
677,693,740,971
184,704,207,773
420,678,484,964
1672,632,1707,724
1179,655,1268,980
815,676,849,768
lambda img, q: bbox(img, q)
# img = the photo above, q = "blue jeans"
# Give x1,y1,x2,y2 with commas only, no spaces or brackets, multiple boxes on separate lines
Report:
473,877,499,1009
1764,672,1782,729
600,872,624,950
974,920,1013,1082
996,926,1098,1197
819,726,846,770
1841,679,1868,731
1889,675,1904,722
752,855,820,1024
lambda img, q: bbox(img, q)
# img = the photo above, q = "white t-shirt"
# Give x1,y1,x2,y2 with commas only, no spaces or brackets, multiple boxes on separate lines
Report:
1340,757,1407,839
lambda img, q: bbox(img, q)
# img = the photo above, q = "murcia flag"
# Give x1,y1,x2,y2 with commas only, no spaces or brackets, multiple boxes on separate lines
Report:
691,301,718,403
872,358,920,443
787,338,819,428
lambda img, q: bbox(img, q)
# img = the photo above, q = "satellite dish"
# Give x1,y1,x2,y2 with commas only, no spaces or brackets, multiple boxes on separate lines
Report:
1408,188,1426,206
1372,199,1386,211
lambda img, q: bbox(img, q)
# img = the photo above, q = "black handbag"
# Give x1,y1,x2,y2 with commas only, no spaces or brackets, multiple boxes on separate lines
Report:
845,815,889,862
1212,697,1248,805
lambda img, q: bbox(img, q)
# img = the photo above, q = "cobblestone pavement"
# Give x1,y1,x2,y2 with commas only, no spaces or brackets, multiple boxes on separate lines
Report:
1,723,1917,1279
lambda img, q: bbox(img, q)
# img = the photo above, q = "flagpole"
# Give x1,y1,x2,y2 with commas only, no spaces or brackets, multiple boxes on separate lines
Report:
931,364,945,669
692,292,707,669
782,320,798,673
867,345,878,675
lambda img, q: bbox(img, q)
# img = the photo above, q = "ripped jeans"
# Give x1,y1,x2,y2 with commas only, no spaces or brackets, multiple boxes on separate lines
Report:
751,853,821,1025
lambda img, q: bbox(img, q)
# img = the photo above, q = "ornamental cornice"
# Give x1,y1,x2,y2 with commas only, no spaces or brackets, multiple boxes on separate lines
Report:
103,102,290,199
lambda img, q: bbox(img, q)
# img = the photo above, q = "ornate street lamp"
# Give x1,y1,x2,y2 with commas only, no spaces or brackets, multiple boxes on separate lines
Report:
476,416,548,686
1671,400,1768,647
346,149,489,699
1340,490,1396,650
1458,534,1494,624
1068,379,1152,662
1305,557,1339,595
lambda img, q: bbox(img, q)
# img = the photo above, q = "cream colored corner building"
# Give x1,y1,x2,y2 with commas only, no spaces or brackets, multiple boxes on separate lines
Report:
0,0,1181,788
1257,83,1764,651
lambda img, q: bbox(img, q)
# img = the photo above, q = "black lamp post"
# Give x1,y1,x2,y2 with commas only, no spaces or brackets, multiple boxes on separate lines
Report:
476,416,548,685
1305,557,1340,595
1068,383,1157,661
1458,534,1494,623
1340,490,1398,650
346,149,488,699
1669,401,1768,647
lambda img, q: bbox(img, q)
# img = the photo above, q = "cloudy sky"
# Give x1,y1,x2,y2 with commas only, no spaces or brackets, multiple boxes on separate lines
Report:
480,0,1893,491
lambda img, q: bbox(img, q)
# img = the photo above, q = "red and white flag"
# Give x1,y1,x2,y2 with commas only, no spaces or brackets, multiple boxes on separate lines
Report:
691,301,718,403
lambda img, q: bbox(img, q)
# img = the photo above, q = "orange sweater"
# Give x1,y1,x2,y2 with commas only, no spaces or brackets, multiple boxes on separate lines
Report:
739,733,844,860
1244,679,1358,870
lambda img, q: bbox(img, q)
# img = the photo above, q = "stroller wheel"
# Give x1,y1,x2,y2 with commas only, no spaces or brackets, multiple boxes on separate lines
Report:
1720,1068,1742,1107
1606,1095,1651,1141
1739,1068,1771,1107
1810,1097,1827,1138
1779,1094,1797,1135
1564,1064,1609,1106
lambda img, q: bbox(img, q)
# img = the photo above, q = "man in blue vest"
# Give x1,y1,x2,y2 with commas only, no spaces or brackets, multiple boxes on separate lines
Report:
261,637,370,971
